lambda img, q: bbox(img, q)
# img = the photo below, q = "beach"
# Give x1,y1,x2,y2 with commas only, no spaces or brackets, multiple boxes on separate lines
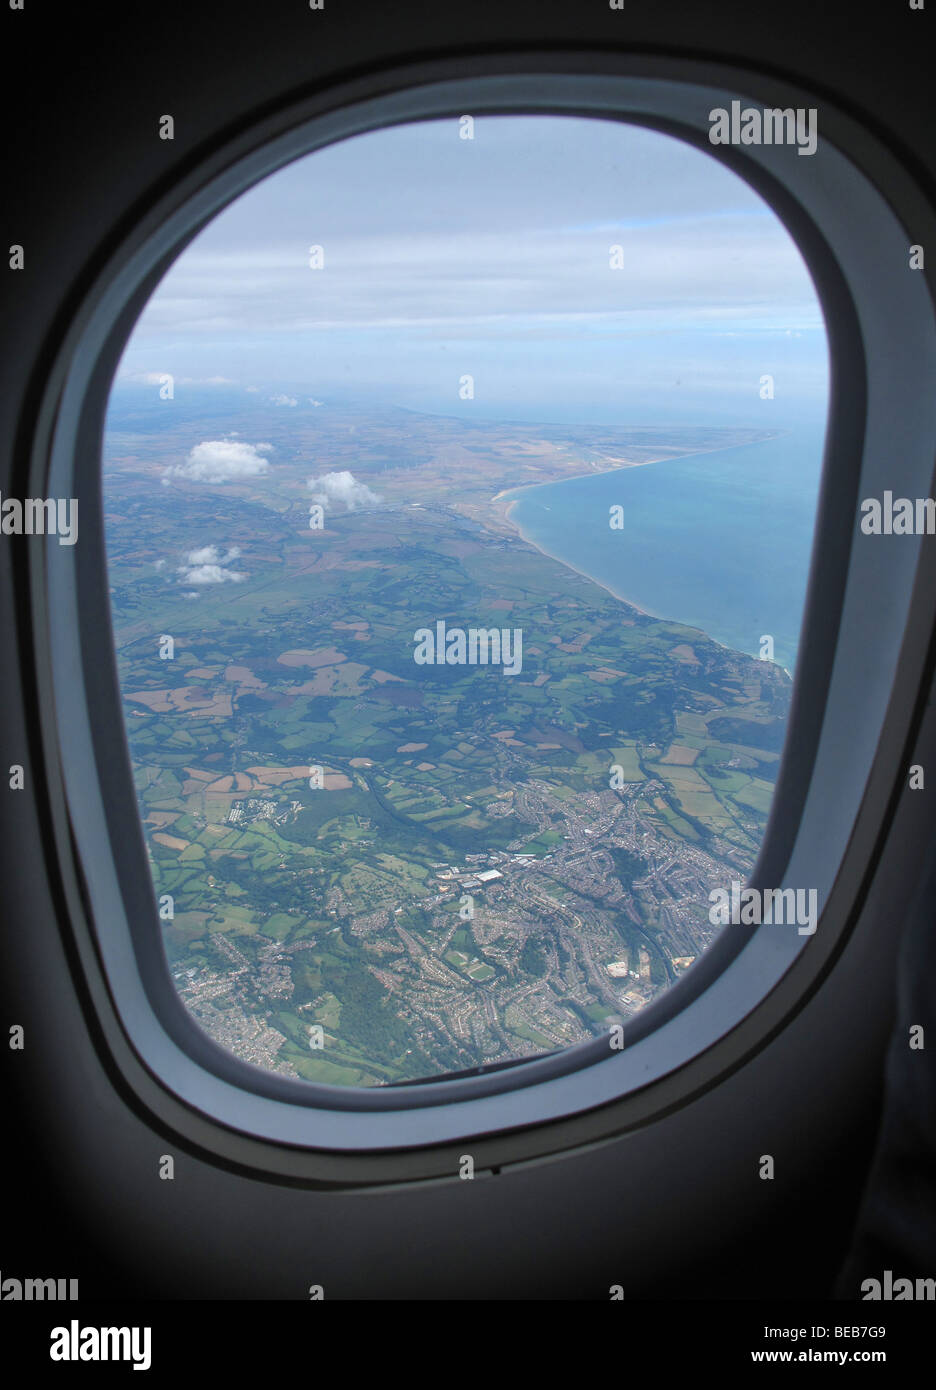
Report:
484,425,822,672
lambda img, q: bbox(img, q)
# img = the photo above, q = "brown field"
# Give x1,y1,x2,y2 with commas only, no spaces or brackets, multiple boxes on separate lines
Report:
289,662,368,696
205,772,253,793
661,744,700,766
125,687,232,717
277,647,347,668
206,763,354,791
670,644,700,665
397,743,428,753
247,765,315,785
125,689,177,712
556,633,593,653
152,832,190,851
224,664,265,687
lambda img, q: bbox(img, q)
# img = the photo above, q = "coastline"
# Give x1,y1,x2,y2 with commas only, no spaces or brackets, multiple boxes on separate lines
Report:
500,497,661,621
487,436,782,657
488,432,782,515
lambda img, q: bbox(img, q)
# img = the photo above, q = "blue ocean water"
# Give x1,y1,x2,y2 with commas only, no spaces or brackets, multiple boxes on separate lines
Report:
504,421,825,673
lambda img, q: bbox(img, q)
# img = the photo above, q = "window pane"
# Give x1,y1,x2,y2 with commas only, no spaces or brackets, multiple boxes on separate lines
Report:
103,115,828,1085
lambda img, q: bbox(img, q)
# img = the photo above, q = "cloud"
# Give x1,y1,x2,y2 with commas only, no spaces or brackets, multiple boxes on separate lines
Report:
114,119,827,415
181,566,244,584
176,545,246,585
176,375,237,385
119,371,236,386
186,544,241,565
307,470,381,511
121,370,170,385
127,211,822,348
270,393,298,407
308,398,325,407
162,439,273,484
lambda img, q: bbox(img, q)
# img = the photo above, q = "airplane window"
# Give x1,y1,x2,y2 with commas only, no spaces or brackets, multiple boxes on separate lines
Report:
101,114,828,1089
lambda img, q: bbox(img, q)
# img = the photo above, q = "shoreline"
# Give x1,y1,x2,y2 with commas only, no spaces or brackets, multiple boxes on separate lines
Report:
487,436,782,659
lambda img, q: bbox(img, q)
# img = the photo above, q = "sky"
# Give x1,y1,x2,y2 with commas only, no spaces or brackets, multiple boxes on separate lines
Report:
114,114,830,428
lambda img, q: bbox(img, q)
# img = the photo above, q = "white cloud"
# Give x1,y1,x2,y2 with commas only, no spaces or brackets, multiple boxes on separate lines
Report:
120,370,236,386
183,566,244,584
127,211,822,347
186,544,241,565
121,370,170,385
162,439,273,484
307,470,381,511
308,398,325,407
177,374,237,385
114,121,827,409
176,545,246,585
270,393,298,407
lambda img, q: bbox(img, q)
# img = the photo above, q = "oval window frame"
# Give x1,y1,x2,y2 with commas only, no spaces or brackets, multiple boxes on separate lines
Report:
28,51,936,1184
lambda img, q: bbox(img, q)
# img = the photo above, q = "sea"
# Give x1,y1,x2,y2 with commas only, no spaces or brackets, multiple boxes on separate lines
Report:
503,419,826,674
